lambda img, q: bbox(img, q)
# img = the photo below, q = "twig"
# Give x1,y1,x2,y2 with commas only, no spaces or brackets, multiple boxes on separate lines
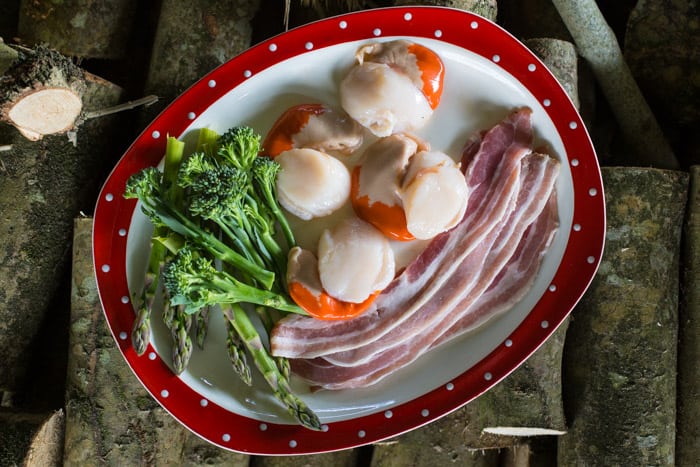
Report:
550,0,680,170
0,144,12,152
84,95,159,120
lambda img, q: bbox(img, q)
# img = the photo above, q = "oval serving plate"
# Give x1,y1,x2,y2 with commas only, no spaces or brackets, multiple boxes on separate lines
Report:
93,6,605,455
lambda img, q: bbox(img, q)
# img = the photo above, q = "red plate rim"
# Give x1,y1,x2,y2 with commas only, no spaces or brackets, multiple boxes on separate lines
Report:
93,6,605,455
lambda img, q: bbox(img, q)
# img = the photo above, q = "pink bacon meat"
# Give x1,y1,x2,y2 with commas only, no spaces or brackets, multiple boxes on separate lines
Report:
435,193,559,348
289,153,560,389
271,108,536,359
321,151,560,368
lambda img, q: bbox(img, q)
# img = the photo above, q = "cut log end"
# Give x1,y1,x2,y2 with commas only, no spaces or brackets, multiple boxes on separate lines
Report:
0,43,87,140
3,87,82,140
482,427,567,437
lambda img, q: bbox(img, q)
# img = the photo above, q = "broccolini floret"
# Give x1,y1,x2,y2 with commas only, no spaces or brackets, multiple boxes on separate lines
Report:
124,166,275,290
162,245,303,316
125,126,319,430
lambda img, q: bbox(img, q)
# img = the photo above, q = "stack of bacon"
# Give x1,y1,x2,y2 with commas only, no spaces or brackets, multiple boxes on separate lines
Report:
269,107,561,390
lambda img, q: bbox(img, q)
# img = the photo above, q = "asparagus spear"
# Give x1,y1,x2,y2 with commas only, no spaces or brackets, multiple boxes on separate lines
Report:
170,305,193,375
130,136,186,355
195,305,210,350
222,304,321,430
225,315,252,385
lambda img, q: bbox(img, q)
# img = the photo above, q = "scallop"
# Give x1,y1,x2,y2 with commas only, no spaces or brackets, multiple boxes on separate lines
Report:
350,134,422,241
339,61,433,137
262,103,363,158
339,40,445,137
400,150,469,240
275,148,351,220
317,217,395,303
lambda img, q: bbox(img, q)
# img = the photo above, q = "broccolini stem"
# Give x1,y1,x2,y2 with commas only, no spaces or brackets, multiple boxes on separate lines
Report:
255,169,295,250
196,127,220,156
205,272,303,314
222,304,321,430
144,197,276,289
164,136,186,207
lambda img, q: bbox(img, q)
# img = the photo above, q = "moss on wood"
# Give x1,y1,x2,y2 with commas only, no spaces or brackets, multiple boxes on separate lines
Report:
558,167,688,466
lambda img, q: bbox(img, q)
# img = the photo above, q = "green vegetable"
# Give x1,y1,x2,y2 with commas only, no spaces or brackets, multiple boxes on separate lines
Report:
222,304,321,430
130,136,185,355
125,126,319,430
161,245,303,315
124,166,275,290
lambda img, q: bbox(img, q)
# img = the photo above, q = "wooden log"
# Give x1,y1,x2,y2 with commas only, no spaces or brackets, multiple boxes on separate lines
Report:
497,0,571,41
17,0,139,59
677,165,700,465
251,450,363,467
0,44,87,141
144,0,261,105
523,38,578,110
0,409,64,467
624,0,700,129
550,0,679,170
0,64,123,394
557,167,688,466
392,0,497,22
64,218,250,466
369,434,501,466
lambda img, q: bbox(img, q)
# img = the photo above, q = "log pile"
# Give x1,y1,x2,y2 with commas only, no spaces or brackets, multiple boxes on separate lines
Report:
0,0,698,465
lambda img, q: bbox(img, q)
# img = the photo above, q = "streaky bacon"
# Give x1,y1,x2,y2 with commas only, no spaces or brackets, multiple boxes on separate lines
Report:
321,152,560,367
434,192,559,348
271,108,535,359
289,153,560,389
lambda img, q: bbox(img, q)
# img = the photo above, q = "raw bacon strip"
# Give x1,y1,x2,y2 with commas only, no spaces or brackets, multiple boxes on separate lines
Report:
290,154,560,389
322,152,560,367
435,193,559,348
271,108,534,358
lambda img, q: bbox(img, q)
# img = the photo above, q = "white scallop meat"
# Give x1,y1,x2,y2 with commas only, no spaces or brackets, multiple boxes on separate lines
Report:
339,61,433,137
275,148,351,220
400,150,469,240
317,217,395,303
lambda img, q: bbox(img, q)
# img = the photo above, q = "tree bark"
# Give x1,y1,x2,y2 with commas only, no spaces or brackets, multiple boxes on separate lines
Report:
17,0,139,59
523,38,578,110
392,0,497,22
497,0,571,41
624,0,700,129
144,0,261,106
64,218,250,466
0,64,123,394
550,0,679,170
557,167,688,466
0,44,87,141
251,450,362,467
0,38,18,75
0,409,64,467
369,433,501,466
676,165,700,466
